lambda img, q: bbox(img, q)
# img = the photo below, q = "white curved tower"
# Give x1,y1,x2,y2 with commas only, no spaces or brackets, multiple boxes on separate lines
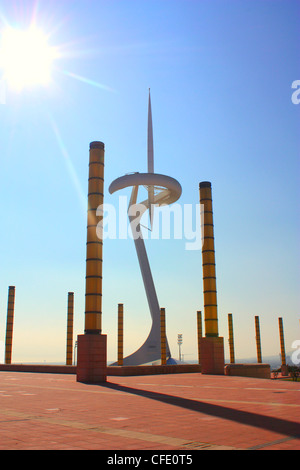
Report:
109,90,182,365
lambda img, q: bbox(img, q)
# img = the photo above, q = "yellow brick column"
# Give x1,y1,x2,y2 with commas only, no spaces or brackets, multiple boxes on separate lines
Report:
118,304,124,366
199,182,224,374
77,142,107,383
200,182,218,337
197,311,202,365
160,308,166,365
228,313,235,364
255,316,262,364
85,142,104,334
278,317,288,376
5,286,15,365
66,292,74,366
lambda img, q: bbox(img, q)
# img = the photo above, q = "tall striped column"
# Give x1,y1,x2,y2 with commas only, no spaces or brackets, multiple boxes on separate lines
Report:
199,182,218,337
66,292,74,366
85,141,104,334
278,317,288,375
118,304,124,366
228,313,235,364
197,311,202,365
255,316,262,363
5,286,15,365
199,182,224,375
160,308,166,365
77,142,107,383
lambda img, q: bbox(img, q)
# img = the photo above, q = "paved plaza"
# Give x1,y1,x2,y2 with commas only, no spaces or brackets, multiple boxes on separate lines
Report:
0,371,299,451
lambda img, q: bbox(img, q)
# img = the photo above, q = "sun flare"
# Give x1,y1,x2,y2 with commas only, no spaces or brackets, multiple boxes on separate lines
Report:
0,26,58,91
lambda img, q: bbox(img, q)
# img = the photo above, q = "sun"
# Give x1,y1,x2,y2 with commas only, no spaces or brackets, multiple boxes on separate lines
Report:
0,25,58,91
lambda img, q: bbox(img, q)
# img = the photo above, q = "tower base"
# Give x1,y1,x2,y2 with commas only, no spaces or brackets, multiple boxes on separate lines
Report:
200,337,224,375
76,334,107,383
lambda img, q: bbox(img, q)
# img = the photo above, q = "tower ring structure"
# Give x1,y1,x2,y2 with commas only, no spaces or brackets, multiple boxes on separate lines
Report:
109,172,182,365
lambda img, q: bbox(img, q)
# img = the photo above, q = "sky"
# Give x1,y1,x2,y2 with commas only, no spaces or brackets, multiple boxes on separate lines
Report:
0,0,299,364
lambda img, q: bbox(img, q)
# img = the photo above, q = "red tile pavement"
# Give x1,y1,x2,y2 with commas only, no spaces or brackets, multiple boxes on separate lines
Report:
0,371,299,450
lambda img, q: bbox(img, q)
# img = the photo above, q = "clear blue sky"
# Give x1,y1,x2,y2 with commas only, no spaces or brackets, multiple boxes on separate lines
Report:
0,0,299,363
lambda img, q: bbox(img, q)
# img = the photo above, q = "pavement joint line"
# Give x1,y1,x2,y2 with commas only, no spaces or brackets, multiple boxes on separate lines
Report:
189,398,300,408
0,382,123,395
245,387,292,392
1,382,299,408
247,435,300,450
0,408,241,450
203,385,299,392
0,419,31,424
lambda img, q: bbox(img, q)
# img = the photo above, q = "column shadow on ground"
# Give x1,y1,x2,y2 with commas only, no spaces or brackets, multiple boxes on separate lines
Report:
103,381,300,439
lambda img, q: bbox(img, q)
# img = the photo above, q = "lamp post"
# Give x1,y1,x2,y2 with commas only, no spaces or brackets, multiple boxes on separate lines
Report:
177,334,183,362
73,340,78,366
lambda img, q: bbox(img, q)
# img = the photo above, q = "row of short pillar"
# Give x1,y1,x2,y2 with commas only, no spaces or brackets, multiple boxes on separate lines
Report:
117,303,167,366
197,312,288,375
2,287,75,366
117,306,289,374
0,285,291,375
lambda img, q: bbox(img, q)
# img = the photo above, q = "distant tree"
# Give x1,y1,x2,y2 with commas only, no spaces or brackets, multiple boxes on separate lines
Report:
288,365,300,381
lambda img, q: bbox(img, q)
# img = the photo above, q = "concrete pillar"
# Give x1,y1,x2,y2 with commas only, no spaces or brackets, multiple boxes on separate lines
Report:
160,308,166,365
278,317,288,376
228,313,235,364
255,316,262,364
66,292,74,366
118,304,124,366
77,141,107,383
199,182,224,374
5,286,15,365
197,310,202,365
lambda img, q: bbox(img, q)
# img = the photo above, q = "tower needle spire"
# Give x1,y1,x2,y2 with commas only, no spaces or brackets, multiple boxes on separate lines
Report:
147,88,154,228
147,88,154,173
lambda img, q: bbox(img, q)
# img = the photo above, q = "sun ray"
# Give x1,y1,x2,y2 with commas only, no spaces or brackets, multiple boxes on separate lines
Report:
30,0,40,26
62,70,116,93
48,113,86,215
0,11,10,28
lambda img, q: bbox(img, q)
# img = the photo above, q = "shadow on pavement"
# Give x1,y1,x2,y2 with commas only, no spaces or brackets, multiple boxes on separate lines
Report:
103,381,300,439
